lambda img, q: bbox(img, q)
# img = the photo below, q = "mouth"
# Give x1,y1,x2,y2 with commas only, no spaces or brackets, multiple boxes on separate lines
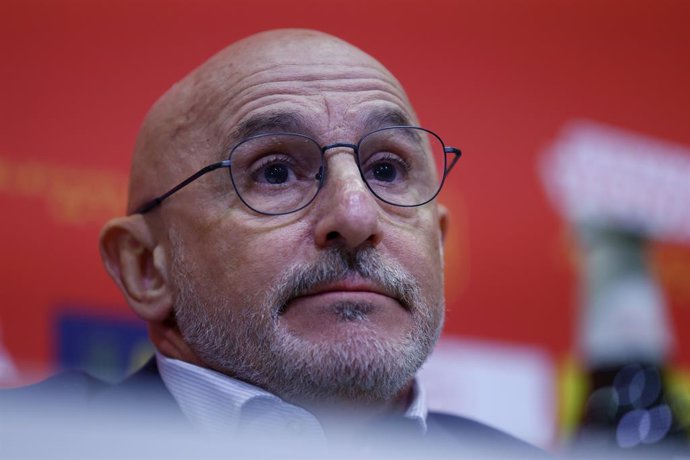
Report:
277,277,402,316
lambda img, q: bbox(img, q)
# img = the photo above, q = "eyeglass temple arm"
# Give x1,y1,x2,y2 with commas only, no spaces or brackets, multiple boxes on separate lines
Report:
133,160,231,214
444,146,462,173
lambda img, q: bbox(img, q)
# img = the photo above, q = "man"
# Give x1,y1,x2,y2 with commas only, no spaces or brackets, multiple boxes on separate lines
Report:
5,29,546,458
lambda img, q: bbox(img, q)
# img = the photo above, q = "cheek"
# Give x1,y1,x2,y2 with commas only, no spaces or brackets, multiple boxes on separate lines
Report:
189,213,311,294
385,223,445,296
387,207,443,257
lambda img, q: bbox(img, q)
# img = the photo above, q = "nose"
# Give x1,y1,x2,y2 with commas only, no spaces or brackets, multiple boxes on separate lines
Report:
313,152,382,250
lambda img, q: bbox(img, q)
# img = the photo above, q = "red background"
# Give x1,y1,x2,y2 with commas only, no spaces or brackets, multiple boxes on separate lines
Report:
1,0,689,380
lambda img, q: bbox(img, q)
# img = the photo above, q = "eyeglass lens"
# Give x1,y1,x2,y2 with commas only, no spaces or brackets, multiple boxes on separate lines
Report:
357,127,445,207
230,134,322,215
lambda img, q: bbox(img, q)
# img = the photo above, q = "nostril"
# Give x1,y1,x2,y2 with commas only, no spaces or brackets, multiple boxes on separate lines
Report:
326,231,340,241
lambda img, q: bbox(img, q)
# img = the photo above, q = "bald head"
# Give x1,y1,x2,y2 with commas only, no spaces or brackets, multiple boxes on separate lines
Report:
128,29,413,214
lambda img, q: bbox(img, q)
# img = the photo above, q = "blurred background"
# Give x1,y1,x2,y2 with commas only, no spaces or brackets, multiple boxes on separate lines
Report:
1,0,689,452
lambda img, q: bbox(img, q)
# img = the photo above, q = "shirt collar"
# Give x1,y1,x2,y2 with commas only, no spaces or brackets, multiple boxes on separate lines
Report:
156,352,428,437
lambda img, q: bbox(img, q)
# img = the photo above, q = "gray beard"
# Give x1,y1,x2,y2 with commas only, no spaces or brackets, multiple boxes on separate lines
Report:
170,234,443,406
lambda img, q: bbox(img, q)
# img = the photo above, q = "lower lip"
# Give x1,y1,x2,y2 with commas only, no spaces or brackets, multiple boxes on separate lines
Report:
281,290,402,315
278,291,413,339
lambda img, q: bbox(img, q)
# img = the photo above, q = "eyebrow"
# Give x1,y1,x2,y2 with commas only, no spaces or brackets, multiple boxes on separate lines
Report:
363,108,414,131
230,112,308,144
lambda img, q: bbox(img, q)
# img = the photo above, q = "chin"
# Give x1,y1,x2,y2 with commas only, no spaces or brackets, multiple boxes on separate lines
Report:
259,325,433,405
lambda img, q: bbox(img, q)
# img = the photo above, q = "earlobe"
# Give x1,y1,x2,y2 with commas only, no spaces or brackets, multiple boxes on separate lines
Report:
98,216,173,322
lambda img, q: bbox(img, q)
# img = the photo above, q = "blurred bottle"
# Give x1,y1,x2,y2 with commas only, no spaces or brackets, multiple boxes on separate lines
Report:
571,224,688,457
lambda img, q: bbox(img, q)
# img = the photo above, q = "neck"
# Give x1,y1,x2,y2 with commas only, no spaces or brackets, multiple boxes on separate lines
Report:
148,320,206,367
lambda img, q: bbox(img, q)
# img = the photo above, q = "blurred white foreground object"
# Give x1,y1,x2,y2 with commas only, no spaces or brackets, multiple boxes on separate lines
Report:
419,337,556,448
541,120,690,243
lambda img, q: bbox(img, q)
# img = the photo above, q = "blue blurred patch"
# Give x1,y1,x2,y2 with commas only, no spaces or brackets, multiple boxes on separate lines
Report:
56,309,153,383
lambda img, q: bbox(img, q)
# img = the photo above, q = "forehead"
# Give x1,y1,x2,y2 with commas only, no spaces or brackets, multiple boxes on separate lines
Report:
230,72,413,140
203,37,418,144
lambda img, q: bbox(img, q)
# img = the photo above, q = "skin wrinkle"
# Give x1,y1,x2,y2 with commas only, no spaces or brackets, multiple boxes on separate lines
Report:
231,76,407,100
233,71,404,95
225,89,412,141
231,83,411,114
232,61,400,81
227,107,413,152
220,66,411,122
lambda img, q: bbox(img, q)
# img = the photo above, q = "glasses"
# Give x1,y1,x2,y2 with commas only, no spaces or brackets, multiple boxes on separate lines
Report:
134,126,462,216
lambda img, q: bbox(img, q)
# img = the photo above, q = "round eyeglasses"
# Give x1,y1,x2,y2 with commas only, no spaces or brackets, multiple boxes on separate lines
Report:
134,126,462,216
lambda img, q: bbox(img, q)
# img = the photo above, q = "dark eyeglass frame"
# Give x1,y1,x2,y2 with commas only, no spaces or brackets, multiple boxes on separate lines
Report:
133,126,462,216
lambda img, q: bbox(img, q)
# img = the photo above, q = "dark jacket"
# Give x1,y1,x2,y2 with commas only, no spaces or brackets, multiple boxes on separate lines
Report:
1,359,550,459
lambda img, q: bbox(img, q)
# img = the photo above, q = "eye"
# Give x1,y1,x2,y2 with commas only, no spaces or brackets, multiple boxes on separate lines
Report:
372,162,397,182
263,163,289,184
364,153,410,184
251,155,296,185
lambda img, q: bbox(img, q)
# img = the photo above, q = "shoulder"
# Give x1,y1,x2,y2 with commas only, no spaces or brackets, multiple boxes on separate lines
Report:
1,361,204,458
1,358,176,414
1,369,107,408
426,411,553,459
2,358,189,444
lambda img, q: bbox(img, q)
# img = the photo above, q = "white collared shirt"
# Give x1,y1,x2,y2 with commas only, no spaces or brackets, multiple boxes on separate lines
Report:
156,352,428,445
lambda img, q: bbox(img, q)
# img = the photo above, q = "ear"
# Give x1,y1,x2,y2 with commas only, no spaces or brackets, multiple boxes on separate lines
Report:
99,215,173,322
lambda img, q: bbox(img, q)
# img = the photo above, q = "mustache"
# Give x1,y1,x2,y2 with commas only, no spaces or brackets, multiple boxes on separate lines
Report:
270,246,421,315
